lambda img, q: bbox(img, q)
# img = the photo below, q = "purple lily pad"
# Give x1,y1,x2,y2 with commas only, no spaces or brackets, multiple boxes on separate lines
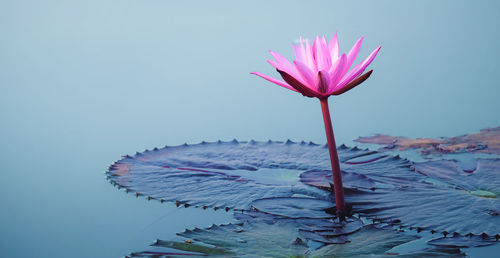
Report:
297,217,364,243
390,247,465,257
411,159,500,234
236,198,364,244
107,141,377,211
342,158,500,236
108,140,500,238
428,234,499,248
324,150,421,188
250,197,336,219
299,147,500,236
298,217,364,235
344,152,389,164
309,225,422,257
298,229,350,244
300,169,376,191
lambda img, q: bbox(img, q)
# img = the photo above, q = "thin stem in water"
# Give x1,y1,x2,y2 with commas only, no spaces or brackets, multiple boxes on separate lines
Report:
320,98,346,220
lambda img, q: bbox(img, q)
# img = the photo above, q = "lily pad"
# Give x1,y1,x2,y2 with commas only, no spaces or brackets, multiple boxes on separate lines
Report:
176,220,310,257
129,221,464,257
243,198,365,245
309,225,417,257
337,151,420,188
106,141,376,211
129,240,230,257
354,127,500,156
297,229,350,244
250,197,336,219
108,160,302,211
300,169,376,191
409,159,500,235
390,247,465,257
298,147,500,236
428,234,498,248
108,139,500,240
307,225,464,257
342,159,500,236
297,216,364,242
128,193,464,257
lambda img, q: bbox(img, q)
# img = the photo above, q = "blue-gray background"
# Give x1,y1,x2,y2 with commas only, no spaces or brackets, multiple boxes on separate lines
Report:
1,0,499,257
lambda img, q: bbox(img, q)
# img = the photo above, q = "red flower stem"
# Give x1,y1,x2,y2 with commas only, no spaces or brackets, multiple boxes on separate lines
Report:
320,98,346,220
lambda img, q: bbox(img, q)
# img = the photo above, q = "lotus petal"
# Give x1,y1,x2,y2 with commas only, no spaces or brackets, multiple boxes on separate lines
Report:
250,72,297,92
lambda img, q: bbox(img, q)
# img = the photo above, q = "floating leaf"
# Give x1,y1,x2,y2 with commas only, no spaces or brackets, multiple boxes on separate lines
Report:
130,221,463,257
250,197,336,219
108,161,302,211
176,220,309,257
309,225,417,257
153,239,230,254
342,159,500,236
108,139,500,239
297,215,364,242
297,229,349,244
410,159,500,235
428,234,498,248
128,195,463,257
297,147,500,236
129,240,230,257
249,197,365,243
354,127,500,155
107,141,377,210
390,247,465,257
309,225,465,257
337,151,420,188
300,169,376,191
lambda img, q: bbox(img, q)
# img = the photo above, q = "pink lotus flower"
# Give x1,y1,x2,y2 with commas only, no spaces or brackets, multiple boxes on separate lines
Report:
251,32,380,99
252,33,381,220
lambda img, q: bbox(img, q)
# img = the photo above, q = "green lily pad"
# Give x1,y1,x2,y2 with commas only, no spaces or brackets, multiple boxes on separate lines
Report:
129,222,463,257
177,220,309,257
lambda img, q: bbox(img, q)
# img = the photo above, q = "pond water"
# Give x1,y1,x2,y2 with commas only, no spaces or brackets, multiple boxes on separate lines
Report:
1,0,500,257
